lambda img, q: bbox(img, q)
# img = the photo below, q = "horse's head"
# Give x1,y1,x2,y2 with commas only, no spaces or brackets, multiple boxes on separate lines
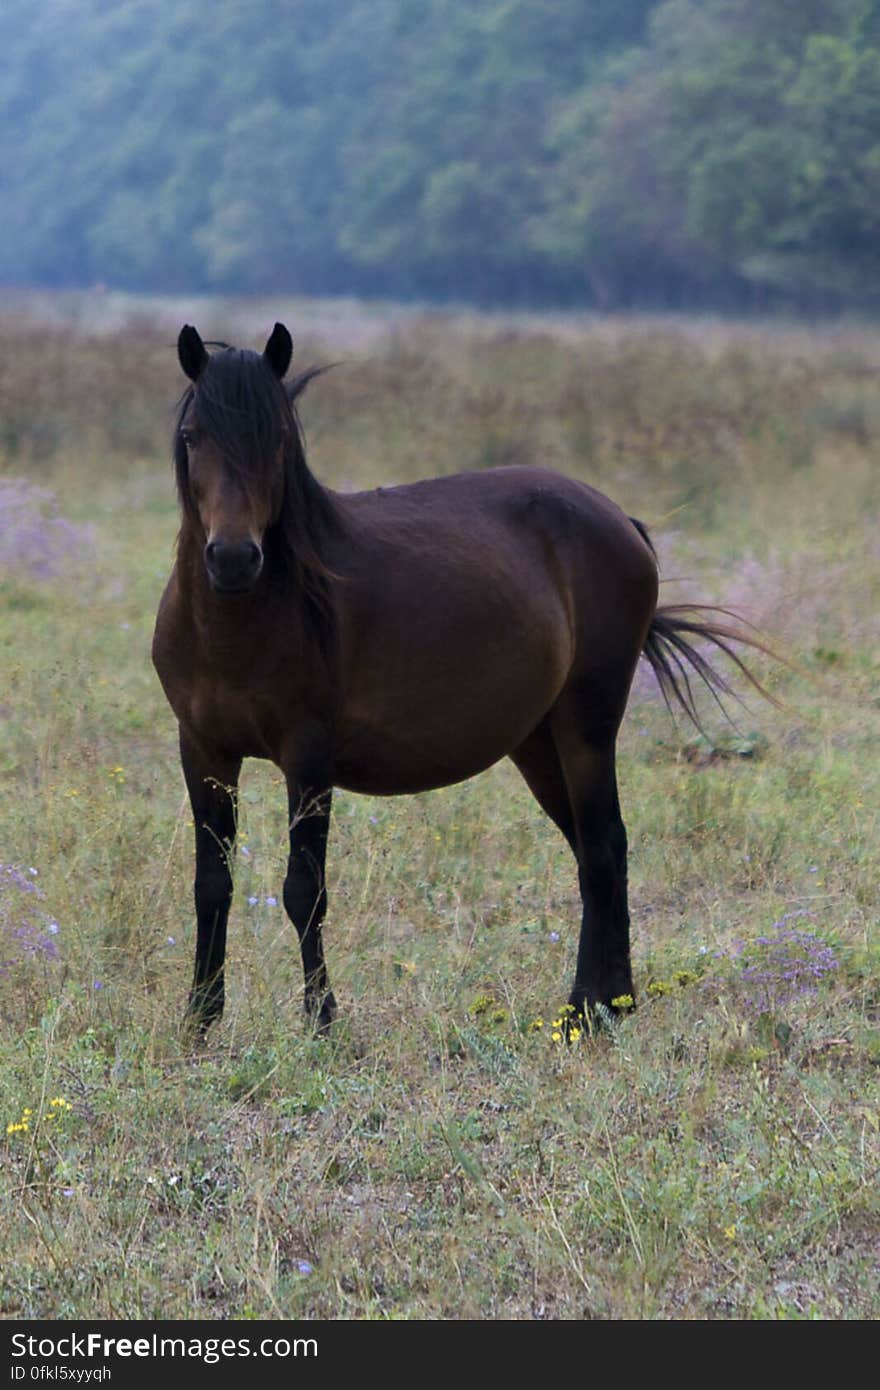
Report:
176,323,293,594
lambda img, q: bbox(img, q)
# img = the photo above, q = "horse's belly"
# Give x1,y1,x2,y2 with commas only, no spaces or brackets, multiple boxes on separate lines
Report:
333,668,562,795
333,730,522,796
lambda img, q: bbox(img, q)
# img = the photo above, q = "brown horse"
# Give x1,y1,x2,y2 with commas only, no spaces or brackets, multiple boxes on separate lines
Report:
153,322,767,1035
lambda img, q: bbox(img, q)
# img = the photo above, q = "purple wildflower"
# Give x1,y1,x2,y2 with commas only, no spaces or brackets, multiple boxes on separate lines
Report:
726,910,838,1014
0,862,61,977
0,480,93,581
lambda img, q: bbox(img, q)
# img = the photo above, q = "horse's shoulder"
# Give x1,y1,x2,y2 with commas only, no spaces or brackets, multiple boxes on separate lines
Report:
151,570,194,677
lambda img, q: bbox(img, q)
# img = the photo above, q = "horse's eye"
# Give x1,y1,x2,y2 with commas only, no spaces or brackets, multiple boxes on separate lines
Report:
180,429,194,450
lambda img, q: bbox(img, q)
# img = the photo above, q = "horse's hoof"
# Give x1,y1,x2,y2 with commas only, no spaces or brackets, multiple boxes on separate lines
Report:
565,992,636,1039
182,1014,211,1047
305,990,337,1037
183,995,223,1045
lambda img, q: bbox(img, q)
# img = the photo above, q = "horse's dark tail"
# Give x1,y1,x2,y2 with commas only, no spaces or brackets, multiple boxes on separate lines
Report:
631,517,780,730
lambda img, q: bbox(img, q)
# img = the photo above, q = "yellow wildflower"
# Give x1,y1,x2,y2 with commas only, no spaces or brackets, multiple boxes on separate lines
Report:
469,993,494,1016
647,979,672,997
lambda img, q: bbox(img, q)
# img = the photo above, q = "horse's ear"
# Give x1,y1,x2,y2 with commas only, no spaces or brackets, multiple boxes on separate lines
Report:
263,322,293,380
178,325,209,382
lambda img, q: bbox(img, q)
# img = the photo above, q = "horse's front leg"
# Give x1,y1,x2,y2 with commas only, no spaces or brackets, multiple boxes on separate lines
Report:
283,768,335,1032
179,727,242,1035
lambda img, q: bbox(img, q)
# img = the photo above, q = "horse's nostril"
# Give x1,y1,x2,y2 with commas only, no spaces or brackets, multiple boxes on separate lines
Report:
204,539,263,590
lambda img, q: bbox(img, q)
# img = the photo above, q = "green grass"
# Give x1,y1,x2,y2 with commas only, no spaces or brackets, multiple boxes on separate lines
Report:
0,297,877,1319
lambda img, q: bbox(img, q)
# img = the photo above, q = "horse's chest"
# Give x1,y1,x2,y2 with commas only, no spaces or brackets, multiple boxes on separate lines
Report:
158,640,286,757
183,677,283,758
154,601,281,753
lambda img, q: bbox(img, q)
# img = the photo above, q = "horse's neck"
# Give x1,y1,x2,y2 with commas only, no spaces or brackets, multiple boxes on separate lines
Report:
174,528,315,667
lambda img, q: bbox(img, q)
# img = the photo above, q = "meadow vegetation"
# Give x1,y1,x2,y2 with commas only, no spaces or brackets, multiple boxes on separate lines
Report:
0,295,877,1318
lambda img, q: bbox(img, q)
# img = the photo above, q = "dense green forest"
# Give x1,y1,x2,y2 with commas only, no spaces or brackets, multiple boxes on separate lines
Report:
1,0,878,309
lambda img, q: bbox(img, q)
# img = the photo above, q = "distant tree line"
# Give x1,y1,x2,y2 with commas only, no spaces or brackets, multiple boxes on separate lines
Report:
1,0,878,309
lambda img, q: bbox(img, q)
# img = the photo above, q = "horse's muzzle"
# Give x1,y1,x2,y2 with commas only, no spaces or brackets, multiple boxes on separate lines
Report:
204,539,264,593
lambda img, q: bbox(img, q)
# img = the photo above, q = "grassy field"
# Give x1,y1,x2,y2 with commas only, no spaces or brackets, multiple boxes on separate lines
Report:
0,294,877,1319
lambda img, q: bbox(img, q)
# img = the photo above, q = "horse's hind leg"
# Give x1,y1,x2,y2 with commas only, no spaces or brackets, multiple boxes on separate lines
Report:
510,719,576,852
547,707,634,1020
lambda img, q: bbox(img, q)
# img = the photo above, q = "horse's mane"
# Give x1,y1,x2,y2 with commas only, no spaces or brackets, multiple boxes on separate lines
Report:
174,345,344,650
